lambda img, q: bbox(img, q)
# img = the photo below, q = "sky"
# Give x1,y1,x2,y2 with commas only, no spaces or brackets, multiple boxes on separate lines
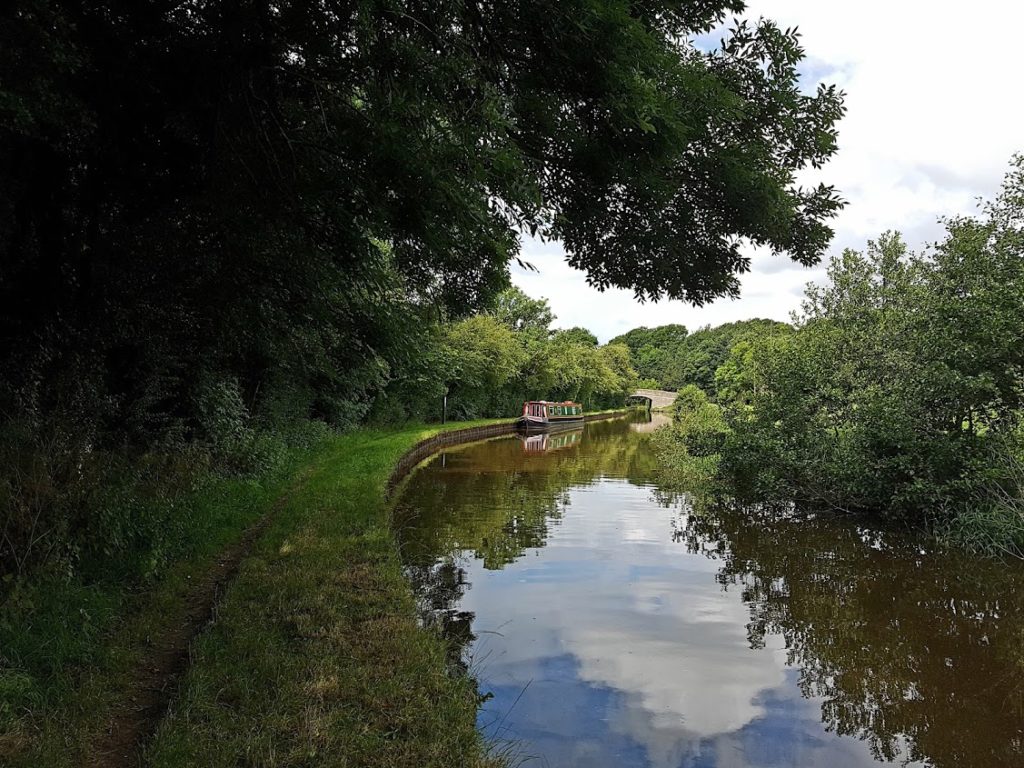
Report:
511,1,1024,343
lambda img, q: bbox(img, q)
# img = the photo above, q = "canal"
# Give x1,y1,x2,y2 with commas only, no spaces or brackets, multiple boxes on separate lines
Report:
393,414,1024,768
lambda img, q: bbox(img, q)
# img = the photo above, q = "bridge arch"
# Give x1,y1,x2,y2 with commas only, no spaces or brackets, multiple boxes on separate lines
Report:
626,394,652,409
629,388,677,410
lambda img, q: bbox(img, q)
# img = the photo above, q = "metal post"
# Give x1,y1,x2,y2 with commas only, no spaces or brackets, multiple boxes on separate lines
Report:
442,391,448,424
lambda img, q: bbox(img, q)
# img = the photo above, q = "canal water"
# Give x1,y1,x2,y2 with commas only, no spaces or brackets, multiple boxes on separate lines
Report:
393,414,1024,768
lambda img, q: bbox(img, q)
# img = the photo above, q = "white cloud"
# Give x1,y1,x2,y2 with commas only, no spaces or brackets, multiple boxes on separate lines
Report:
512,1,1024,342
467,483,790,766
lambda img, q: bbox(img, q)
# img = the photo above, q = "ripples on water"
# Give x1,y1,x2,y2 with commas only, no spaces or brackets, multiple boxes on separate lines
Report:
393,414,1024,768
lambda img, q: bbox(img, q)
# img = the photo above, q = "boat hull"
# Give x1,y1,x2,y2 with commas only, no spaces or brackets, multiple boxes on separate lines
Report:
518,414,585,431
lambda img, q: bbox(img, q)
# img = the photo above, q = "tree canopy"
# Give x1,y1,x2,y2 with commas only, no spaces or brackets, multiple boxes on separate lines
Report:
0,0,843,450
490,287,556,335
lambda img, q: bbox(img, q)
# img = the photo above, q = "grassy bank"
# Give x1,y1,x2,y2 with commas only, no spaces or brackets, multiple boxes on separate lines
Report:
147,421,508,767
2,419,509,767
0,433,329,765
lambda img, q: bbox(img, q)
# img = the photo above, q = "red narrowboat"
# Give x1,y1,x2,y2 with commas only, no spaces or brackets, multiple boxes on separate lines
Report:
520,400,585,429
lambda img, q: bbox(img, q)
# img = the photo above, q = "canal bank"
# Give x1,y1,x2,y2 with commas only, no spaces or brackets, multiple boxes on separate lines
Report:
9,410,634,768
142,419,529,768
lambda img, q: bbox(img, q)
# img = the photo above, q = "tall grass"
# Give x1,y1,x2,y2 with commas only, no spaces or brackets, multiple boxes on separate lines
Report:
933,434,1024,559
0,418,328,764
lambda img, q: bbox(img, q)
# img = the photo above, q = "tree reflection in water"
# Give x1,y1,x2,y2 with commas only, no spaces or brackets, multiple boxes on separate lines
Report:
395,417,652,674
404,559,476,674
677,502,1024,767
396,417,654,571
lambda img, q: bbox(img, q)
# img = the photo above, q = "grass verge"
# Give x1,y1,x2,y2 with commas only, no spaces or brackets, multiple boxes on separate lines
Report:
0,442,320,766
145,421,507,767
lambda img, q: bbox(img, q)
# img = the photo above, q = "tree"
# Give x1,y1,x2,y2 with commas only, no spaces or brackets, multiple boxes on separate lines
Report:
553,327,599,347
656,384,730,488
714,323,792,406
666,319,792,393
441,315,526,419
609,324,689,385
597,343,639,405
490,287,555,335
694,158,1024,542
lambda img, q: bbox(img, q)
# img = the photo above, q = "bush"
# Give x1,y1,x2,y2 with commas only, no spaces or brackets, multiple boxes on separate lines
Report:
656,160,1024,555
655,386,730,491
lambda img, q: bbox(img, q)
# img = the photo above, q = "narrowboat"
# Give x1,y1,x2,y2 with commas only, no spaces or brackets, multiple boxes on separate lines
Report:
520,400,585,429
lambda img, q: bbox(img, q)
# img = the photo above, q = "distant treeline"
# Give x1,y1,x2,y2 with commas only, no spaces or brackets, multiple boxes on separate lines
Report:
379,287,638,422
609,319,789,393
657,158,1024,557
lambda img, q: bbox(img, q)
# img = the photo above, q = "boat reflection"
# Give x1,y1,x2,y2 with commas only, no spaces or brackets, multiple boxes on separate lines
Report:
520,426,584,453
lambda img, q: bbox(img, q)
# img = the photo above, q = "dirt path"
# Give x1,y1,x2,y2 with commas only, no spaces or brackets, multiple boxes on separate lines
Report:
85,473,307,768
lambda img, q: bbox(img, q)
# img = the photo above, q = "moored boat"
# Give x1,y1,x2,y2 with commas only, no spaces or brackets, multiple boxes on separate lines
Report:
520,400,584,429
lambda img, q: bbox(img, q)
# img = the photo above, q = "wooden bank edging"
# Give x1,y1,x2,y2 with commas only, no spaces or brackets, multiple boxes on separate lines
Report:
386,409,631,496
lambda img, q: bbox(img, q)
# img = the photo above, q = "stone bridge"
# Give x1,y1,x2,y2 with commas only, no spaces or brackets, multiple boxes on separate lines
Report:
628,388,677,410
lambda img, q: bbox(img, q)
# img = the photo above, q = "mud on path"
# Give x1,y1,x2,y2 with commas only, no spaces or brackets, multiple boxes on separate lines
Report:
85,475,308,768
